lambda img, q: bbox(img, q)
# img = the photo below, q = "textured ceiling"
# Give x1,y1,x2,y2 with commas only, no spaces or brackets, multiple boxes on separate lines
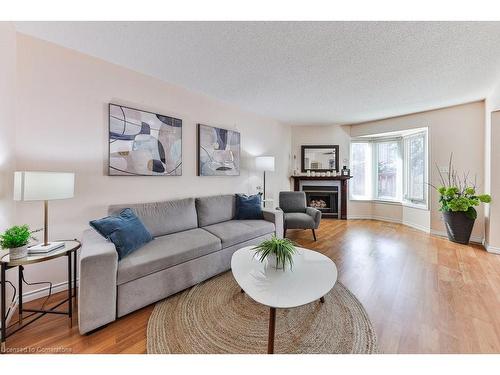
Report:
15,21,500,125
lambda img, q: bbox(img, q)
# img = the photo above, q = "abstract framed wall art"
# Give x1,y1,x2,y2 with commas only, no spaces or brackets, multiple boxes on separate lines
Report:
108,104,182,176
197,124,241,176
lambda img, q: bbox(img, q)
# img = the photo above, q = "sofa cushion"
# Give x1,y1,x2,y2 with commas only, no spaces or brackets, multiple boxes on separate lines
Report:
89,208,153,260
117,228,221,285
202,220,275,248
284,212,316,229
235,194,263,220
109,198,198,237
196,195,236,227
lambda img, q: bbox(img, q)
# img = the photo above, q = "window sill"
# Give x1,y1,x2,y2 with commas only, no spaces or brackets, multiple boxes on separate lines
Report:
402,201,429,211
349,198,402,206
350,199,429,211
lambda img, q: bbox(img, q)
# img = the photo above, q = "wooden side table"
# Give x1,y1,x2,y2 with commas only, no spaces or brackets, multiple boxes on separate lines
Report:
0,240,81,353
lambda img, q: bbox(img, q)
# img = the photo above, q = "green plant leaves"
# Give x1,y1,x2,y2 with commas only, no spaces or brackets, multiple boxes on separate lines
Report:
433,155,491,217
478,194,492,203
0,225,31,249
464,187,476,195
445,187,459,196
252,235,297,271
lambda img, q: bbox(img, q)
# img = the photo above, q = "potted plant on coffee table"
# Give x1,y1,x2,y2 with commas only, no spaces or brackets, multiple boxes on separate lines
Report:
433,155,491,245
253,235,297,270
0,225,33,260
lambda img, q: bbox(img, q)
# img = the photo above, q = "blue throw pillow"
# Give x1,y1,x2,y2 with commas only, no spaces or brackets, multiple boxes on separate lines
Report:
235,194,264,220
89,208,153,260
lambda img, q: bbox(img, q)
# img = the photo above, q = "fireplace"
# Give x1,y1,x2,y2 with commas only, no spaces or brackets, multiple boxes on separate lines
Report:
292,175,351,219
302,185,339,218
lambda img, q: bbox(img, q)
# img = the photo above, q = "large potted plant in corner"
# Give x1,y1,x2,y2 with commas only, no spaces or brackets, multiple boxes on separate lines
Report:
0,225,33,260
433,155,491,244
253,235,297,270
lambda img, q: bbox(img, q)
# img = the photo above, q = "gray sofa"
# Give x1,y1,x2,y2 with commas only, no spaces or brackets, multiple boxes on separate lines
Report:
78,194,283,334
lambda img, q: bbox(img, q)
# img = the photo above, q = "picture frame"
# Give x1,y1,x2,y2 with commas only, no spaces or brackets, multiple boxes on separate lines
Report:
197,123,241,176
108,103,182,176
301,145,340,172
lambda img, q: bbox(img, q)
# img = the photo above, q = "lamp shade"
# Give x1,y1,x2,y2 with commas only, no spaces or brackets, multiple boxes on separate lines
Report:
256,156,275,172
14,171,75,201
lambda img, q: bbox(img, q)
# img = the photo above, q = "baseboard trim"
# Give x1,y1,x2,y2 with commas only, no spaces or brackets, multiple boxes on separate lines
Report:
346,215,486,246
402,220,431,233
347,215,400,223
483,242,500,254
2,279,78,328
429,230,483,245
347,215,430,233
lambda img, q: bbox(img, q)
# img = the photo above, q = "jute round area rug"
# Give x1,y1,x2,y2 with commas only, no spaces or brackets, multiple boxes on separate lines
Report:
147,271,378,354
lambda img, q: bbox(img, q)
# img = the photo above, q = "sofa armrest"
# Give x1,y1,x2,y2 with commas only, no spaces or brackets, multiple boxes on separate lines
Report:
306,207,322,229
78,228,118,334
262,209,284,239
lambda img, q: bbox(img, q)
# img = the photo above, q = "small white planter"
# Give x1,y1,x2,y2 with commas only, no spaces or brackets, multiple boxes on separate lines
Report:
267,253,291,270
9,245,28,260
267,253,279,269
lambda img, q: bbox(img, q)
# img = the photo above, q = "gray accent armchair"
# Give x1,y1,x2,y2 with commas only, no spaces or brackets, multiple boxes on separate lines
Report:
279,191,322,241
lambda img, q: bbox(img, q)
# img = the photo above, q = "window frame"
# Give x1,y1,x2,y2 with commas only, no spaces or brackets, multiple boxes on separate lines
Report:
403,131,428,208
374,138,403,202
349,140,372,200
349,128,428,209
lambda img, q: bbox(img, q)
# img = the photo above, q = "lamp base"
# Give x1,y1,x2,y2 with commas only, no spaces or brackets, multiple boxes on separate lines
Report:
28,241,65,254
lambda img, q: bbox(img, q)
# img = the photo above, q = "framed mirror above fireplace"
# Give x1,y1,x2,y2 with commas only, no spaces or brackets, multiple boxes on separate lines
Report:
301,145,339,172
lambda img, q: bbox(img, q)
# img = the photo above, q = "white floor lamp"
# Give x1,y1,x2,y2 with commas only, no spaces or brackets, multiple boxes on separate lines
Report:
256,156,275,208
14,171,75,252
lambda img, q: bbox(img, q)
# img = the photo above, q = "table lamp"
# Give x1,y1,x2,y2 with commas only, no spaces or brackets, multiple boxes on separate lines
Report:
14,171,75,252
256,156,275,207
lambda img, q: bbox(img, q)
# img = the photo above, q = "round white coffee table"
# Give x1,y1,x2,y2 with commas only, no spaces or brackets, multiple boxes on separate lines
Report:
231,245,338,354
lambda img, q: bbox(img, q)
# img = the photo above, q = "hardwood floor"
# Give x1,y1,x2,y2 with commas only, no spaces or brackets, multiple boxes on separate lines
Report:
5,219,500,354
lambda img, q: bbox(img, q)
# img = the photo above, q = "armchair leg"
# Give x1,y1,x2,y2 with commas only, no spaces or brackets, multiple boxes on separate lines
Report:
312,229,317,241
284,228,287,238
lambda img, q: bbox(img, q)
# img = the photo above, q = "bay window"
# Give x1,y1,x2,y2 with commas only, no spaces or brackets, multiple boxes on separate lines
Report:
404,132,426,204
350,128,428,207
350,142,371,200
375,140,402,201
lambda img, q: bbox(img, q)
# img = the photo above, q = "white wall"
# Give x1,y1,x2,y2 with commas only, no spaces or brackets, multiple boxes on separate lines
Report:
0,22,16,233
484,81,500,253
291,101,486,241
350,101,485,240
290,124,351,175
14,33,291,296
0,22,17,324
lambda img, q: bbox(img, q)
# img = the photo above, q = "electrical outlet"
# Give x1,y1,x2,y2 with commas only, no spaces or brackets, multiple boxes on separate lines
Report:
438,166,449,174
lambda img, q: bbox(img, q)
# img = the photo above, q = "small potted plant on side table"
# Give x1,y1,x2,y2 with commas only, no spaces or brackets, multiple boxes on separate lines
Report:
0,225,33,260
253,235,297,270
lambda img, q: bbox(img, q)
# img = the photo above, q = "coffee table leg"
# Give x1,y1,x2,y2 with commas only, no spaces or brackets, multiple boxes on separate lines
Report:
268,307,276,354
320,296,325,303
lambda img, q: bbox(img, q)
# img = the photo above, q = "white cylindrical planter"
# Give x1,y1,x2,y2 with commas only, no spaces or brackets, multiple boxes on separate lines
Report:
9,245,28,260
267,253,278,269
267,254,292,270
